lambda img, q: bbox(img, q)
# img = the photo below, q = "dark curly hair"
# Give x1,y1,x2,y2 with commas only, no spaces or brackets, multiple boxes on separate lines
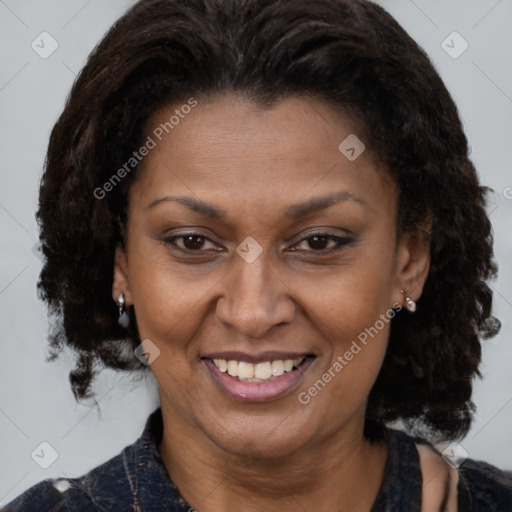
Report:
37,0,500,441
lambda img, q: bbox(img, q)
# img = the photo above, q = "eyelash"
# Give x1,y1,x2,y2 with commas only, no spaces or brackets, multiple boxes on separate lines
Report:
289,233,354,253
163,232,354,255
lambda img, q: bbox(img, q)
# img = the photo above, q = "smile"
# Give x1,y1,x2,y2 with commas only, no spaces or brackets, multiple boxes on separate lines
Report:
203,354,316,402
212,357,305,382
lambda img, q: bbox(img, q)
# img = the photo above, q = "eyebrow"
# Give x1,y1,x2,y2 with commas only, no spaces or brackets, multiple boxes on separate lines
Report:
145,195,228,221
283,190,365,219
145,190,365,221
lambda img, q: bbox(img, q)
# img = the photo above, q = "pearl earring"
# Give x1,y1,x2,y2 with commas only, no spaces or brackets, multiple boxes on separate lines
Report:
116,292,130,328
400,289,416,312
116,292,126,316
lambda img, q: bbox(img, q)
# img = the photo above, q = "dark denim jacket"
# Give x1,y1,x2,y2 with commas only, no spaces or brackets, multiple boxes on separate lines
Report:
4,407,512,511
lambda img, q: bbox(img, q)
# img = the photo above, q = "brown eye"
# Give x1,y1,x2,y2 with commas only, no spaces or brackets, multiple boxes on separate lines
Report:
181,235,206,250
164,233,218,252
290,233,354,253
306,235,331,250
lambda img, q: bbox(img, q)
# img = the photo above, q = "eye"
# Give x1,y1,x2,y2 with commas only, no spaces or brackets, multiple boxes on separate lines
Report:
163,233,220,252
289,232,354,254
162,231,354,255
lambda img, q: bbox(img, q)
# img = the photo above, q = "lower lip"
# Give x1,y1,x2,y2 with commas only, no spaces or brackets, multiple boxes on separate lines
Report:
204,358,315,402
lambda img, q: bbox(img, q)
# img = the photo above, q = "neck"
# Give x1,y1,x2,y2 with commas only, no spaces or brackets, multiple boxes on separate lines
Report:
158,403,388,512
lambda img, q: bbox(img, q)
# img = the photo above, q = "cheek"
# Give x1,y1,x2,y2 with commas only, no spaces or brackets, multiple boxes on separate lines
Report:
302,296,392,426
306,244,396,339
298,240,395,405
124,239,200,344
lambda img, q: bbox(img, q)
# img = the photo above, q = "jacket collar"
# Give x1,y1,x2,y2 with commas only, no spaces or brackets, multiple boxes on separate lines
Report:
129,407,192,511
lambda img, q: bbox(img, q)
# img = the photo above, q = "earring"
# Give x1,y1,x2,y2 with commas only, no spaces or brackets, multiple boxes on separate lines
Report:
116,292,130,328
400,289,416,312
116,292,126,316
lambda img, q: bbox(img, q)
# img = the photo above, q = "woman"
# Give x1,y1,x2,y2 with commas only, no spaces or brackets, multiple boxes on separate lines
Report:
4,0,511,510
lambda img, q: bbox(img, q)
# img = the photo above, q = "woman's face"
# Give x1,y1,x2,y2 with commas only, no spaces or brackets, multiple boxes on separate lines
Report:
114,94,428,458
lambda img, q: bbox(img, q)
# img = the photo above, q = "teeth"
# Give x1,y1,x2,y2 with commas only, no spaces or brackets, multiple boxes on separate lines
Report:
238,361,254,379
212,357,304,381
254,362,272,380
227,360,238,377
271,360,284,376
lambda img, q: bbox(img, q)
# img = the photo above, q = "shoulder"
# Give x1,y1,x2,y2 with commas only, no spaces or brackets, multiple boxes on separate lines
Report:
1,477,96,511
2,449,133,512
457,457,512,511
414,437,512,512
385,428,512,511
2,408,173,512
415,442,458,511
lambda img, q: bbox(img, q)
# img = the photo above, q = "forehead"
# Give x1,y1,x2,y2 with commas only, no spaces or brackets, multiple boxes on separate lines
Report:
130,94,396,221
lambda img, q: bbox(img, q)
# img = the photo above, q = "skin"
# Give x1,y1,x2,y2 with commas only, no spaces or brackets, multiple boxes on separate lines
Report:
418,444,459,511
112,94,441,511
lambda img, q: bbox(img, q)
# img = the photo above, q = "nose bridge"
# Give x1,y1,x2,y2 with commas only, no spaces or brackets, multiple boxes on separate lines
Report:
216,248,294,338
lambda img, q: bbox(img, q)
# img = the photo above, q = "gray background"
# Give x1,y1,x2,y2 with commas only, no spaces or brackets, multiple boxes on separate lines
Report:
1,0,511,505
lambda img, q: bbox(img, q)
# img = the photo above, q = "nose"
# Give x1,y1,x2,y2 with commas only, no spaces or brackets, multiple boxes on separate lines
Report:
215,250,295,339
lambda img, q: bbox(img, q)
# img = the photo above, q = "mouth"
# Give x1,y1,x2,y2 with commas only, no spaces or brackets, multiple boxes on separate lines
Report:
212,355,308,381
201,352,316,402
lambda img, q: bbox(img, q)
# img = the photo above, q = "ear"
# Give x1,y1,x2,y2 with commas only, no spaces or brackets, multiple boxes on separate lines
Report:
393,232,430,307
112,246,132,305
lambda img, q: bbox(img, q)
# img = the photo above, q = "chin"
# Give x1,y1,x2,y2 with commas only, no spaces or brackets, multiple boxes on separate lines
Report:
200,410,315,460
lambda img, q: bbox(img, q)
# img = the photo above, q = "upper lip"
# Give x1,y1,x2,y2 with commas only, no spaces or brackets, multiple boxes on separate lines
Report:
202,351,315,364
